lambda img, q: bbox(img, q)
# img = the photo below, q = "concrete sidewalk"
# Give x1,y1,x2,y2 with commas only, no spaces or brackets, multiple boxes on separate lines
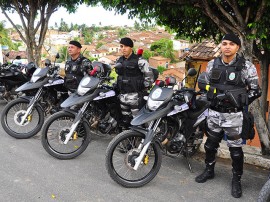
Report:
199,137,270,169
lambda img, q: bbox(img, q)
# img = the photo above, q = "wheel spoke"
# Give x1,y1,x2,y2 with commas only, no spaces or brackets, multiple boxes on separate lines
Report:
45,114,86,155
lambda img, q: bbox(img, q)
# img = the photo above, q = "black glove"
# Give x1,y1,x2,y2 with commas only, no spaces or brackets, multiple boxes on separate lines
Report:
207,86,216,100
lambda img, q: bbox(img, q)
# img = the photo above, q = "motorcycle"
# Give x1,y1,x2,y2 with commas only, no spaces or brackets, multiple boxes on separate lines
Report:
0,57,68,139
0,56,36,101
41,61,122,160
105,68,210,188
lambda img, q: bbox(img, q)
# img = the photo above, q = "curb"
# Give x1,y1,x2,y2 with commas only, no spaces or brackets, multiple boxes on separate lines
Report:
199,137,270,169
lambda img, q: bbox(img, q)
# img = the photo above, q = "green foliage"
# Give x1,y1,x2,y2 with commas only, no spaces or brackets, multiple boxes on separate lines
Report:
59,18,70,32
157,66,166,74
98,34,104,40
96,42,104,49
0,0,91,65
142,50,153,60
150,38,175,62
58,46,68,62
109,68,117,83
89,56,98,62
117,28,128,38
0,21,17,50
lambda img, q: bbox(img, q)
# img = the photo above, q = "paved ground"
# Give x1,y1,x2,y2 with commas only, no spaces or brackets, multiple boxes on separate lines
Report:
0,100,269,202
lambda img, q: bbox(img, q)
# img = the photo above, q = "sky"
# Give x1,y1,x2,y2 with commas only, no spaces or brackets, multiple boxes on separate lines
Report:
0,4,138,28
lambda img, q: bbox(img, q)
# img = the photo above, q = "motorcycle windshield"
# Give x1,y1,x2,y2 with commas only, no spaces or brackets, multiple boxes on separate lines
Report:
30,67,49,83
146,85,174,111
77,75,100,96
131,102,174,126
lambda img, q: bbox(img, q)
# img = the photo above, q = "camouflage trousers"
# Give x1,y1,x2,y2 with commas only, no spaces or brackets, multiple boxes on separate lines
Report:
207,109,243,147
119,92,141,117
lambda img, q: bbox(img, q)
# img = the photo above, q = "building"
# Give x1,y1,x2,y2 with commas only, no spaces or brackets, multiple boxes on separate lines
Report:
149,56,171,68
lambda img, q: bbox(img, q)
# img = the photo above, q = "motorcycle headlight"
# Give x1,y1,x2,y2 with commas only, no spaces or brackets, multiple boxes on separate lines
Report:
147,97,164,111
77,85,89,96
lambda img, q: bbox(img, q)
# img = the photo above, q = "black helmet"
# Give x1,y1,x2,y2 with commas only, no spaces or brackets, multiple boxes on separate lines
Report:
26,62,37,77
198,72,208,90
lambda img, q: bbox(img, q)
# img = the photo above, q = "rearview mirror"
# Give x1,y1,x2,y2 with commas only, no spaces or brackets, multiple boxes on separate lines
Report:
187,68,197,77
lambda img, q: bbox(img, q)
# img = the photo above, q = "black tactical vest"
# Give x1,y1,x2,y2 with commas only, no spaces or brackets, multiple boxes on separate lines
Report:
209,56,248,110
116,53,144,93
64,54,89,90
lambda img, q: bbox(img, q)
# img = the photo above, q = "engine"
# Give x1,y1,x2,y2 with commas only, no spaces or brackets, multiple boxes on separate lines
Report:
166,133,186,154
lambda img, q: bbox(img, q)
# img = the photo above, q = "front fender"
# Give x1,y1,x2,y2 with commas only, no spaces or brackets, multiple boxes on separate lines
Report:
61,108,78,116
130,126,155,146
61,108,90,128
18,96,44,113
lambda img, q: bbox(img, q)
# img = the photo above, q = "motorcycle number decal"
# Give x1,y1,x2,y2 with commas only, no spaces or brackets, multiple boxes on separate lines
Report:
151,88,162,99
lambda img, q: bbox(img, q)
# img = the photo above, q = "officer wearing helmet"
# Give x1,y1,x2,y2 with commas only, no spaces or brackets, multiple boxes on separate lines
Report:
115,37,154,128
64,40,92,91
196,33,261,198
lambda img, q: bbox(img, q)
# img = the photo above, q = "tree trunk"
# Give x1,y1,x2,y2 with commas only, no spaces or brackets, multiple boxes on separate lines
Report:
250,100,270,154
259,53,269,121
242,38,270,154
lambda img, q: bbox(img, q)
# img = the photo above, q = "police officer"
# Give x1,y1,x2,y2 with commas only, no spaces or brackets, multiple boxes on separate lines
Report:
115,37,154,128
64,40,92,91
196,33,261,198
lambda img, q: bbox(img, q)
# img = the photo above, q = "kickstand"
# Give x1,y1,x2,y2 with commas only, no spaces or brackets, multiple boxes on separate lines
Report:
185,152,193,173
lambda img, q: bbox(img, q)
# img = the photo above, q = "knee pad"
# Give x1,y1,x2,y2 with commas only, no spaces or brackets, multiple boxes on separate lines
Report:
204,138,220,153
229,147,243,160
206,126,224,143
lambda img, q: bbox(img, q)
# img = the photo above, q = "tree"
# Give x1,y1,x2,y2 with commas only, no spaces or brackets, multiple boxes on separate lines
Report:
117,27,128,38
150,38,176,62
142,49,153,60
0,21,18,50
58,46,68,63
134,21,141,30
0,1,90,65
93,0,270,154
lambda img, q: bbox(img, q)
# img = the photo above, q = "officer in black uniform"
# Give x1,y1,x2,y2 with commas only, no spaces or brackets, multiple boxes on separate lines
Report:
64,40,92,91
196,33,261,198
115,37,153,128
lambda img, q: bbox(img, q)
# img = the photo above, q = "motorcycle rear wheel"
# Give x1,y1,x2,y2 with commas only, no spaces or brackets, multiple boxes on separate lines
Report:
258,178,270,202
105,130,162,188
41,111,91,160
1,98,44,138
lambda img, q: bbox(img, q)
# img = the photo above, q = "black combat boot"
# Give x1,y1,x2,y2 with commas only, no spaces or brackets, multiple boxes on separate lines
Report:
229,147,243,198
195,162,215,183
231,173,242,198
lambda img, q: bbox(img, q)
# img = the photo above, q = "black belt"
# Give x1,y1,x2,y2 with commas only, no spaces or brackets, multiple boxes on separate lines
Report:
210,106,243,113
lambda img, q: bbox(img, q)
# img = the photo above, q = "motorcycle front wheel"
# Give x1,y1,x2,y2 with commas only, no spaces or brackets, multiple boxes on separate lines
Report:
1,98,44,138
105,130,162,188
41,111,91,160
258,178,270,202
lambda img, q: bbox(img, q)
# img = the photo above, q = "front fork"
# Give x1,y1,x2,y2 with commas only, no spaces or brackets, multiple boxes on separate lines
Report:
133,118,161,170
19,88,43,125
63,101,89,144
